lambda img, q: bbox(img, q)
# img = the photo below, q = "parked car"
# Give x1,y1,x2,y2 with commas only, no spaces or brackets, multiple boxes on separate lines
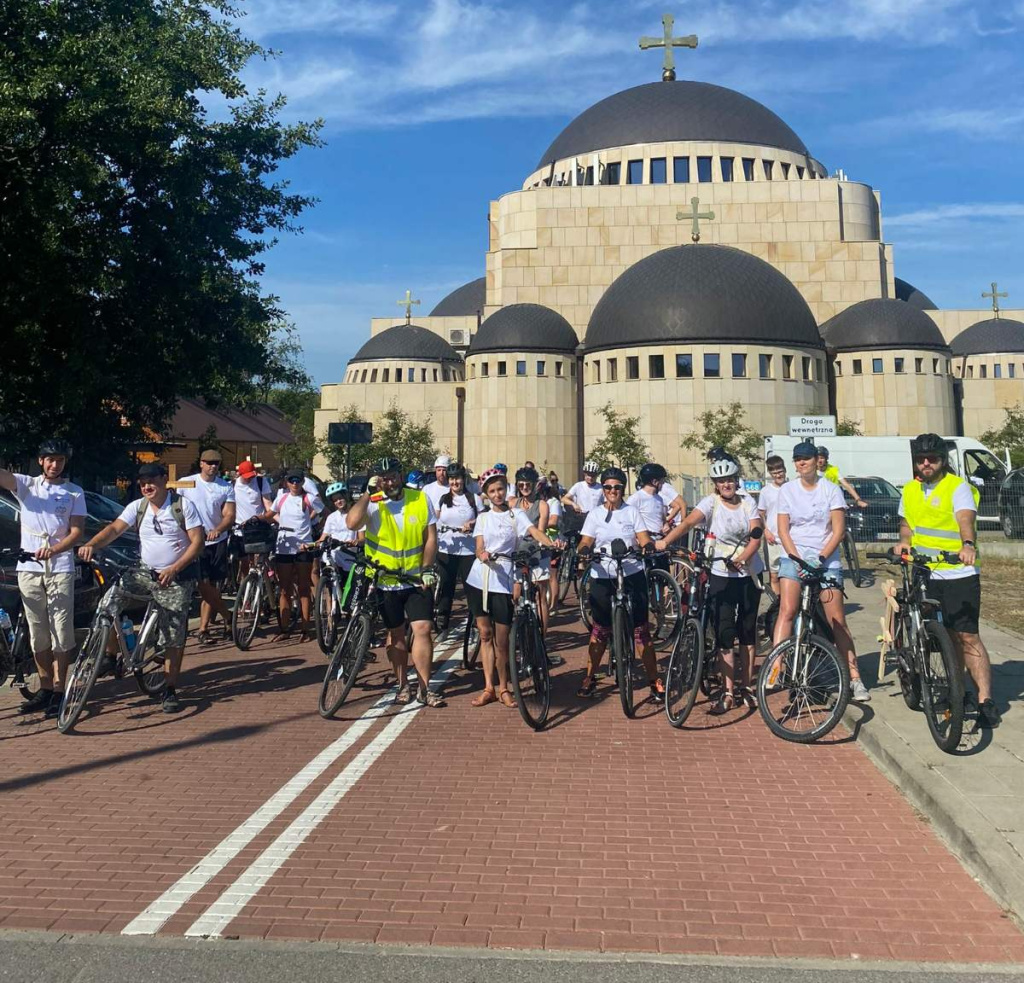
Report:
998,468,1024,540
843,476,902,543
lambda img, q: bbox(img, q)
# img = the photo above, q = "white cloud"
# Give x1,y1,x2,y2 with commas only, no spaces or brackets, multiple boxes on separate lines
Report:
239,0,398,39
886,202,1024,227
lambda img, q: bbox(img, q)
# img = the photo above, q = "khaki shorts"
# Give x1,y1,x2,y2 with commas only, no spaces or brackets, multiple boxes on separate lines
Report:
766,541,785,573
18,571,76,653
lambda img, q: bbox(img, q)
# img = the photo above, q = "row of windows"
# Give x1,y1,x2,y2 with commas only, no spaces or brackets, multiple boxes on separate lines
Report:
588,352,824,383
963,362,1021,379
345,365,465,385
471,358,576,379
550,156,817,188
836,357,949,377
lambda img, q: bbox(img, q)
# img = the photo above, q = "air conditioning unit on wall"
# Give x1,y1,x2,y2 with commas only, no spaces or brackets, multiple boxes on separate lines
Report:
450,330,466,346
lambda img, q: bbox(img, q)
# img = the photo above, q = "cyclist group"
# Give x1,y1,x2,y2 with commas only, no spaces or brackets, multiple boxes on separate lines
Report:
1,431,1000,731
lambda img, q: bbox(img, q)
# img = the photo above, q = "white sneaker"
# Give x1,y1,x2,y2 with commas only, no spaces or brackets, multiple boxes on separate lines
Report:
851,678,871,702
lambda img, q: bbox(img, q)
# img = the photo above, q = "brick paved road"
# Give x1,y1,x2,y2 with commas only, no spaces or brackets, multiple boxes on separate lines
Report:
1,608,1023,963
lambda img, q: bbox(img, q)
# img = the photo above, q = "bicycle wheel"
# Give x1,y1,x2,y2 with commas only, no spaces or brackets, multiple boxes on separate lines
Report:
314,569,337,655
509,609,550,730
648,568,682,651
698,620,722,698
920,620,964,753
612,604,640,719
578,568,593,631
58,622,109,733
462,618,481,670
231,574,261,651
844,531,866,588
665,616,705,727
132,613,167,698
893,616,922,711
757,633,850,743
557,546,575,602
319,612,372,718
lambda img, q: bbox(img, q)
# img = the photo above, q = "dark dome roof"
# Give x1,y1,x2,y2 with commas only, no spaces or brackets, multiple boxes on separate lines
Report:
894,277,938,311
820,299,949,353
585,245,821,352
951,317,1024,357
537,81,810,171
469,304,579,355
349,324,462,364
429,277,486,317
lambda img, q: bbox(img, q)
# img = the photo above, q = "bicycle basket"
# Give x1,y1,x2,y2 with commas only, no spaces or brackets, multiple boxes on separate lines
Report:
242,522,276,554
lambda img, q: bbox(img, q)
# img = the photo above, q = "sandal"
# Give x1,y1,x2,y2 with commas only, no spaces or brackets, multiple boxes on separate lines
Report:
394,685,412,705
471,687,497,707
197,630,216,647
649,677,666,702
576,675,598,699
739,687,757,709
417,689,446,709
498,689,517,708
709,692,736,716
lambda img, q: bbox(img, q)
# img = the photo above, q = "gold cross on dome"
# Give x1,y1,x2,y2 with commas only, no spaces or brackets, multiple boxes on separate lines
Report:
982,281,1007,317
677,196,715,243
397,289,420,323
639,13,698,82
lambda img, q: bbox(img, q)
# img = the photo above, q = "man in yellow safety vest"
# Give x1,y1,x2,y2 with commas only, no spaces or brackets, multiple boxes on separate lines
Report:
898,433,1000,729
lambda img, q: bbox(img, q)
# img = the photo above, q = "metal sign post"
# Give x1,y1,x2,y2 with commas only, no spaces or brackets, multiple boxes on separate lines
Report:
327,422,373,482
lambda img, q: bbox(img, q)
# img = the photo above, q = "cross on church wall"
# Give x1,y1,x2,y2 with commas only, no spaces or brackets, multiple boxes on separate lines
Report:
677,196,715,243
397,289,420,323
982,281,1007,317
639,12,698,82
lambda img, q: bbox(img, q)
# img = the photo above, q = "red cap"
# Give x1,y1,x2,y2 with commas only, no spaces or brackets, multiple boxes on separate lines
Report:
237,461,257,478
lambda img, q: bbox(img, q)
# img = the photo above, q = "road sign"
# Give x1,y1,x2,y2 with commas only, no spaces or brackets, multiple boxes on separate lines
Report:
327,422,373,445
788,415,836,438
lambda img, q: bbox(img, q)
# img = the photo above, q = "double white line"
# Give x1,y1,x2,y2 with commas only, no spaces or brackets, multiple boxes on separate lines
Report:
123,636,464,938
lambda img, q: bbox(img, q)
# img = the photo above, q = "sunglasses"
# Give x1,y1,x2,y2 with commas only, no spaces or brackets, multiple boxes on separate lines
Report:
517,480,534,487
914,454,942,464
286,477,303,484
602,483,625,491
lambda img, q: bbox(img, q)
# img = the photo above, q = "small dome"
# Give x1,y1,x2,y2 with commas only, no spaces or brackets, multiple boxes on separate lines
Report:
468,304,579,355
951,317,1024,357
894,277,938,311
585,245,822,352
536,81,812,172
429,277,486,317
820,299,950,352
349,324,462,365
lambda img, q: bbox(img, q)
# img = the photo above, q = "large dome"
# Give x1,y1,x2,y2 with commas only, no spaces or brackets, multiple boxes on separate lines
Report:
469,304,578,355
429,277,486,317
894,277,938,311
586,245,822,353
951,317,1024,357
537,81,811,171
821,299,949,352
349,324,462,364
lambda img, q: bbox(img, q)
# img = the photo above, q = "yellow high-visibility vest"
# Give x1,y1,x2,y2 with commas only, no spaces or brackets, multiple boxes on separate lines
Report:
364,489,429,586
900,472,980,572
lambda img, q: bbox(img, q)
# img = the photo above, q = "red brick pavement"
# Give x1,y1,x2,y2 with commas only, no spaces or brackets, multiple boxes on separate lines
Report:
1,610,1022,963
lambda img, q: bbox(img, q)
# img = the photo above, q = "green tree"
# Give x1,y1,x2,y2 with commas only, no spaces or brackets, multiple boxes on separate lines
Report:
268,384,319,471
681,401,764,471
318,402,438,481
837,417,864,437
586,403,651,483
0,0,323,481
981,404,1024,468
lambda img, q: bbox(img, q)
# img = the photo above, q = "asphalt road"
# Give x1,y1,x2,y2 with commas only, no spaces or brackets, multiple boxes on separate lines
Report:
3,932,1024,983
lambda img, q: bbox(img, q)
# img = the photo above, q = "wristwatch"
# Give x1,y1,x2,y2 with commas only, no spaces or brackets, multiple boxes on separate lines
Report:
963,540,976,548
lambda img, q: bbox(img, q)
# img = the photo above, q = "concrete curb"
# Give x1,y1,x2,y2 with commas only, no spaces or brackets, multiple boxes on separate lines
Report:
844,702,1024,926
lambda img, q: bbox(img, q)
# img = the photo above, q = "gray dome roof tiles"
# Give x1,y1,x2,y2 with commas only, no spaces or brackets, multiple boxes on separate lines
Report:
349,324,462,364
429,277,486,317
894,277,938,311
821,299,950,353
468,304,579,355
537,81,811,171
951,317,1024,357
585,244,822,352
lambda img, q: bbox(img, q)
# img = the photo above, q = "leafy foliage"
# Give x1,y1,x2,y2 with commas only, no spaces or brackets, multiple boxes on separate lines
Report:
0,0,322,480
320,402,438,481
836,417,864,437
586,403,651,481
268,384,320,471
680,401,764,471
980,404,1024,469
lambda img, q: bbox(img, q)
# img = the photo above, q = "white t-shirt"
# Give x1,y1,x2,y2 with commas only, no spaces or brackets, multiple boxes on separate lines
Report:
658,482,683,526
466,508,535,595
180,474,235,544
302,476,324,514
627,488,667,533
273,491,323,555
546,496,563,529
322,510,359,569
118,494,202,571
234,476,272,525
567,480,605,513
897,480,978,580
436,492,483,556
363,494,437,590
14,475,88,574
777,479,847,564
757,482,786,537
692,494,764,579
581,504,647,579
422,480,449,513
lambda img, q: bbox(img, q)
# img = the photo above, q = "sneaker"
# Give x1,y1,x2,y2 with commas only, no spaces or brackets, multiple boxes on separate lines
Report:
18,689,52,715
44,695,62,719
162,688,181,713
547,654,565,668
976,699,1001,730
850,678,871,703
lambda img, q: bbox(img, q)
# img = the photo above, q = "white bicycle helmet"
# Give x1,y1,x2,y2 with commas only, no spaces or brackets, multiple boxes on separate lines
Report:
709,458,740,480
583,459,599,474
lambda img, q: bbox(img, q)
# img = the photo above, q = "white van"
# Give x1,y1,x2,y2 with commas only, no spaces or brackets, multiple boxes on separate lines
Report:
763,435,1008,523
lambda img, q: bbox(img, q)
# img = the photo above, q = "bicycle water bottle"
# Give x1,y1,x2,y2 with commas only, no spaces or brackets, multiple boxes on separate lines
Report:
705,531,717,563
121,616,137,653
0,609,13,648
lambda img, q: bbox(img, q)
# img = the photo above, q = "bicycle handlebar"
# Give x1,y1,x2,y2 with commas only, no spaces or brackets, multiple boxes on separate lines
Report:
866,547,962,566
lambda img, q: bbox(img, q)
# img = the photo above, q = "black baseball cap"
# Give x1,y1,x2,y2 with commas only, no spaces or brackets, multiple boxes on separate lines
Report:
137,463,167,479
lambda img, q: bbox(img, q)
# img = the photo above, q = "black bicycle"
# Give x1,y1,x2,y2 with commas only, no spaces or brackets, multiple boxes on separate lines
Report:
842,527,867,589
312,538,358,656
0,549,43,702
868,548,963,752
554,528,581,603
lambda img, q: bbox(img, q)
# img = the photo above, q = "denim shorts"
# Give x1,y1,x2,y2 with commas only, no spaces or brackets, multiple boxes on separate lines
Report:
778,548,843,589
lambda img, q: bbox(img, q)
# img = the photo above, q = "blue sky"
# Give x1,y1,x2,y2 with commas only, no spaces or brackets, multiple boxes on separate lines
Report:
231,0,1024,386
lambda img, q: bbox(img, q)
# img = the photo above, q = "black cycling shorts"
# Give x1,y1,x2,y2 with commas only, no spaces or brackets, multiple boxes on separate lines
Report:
466,584,514,626
708,575,761,649
929,575,981,635
587,571,648,629
379,587,434,630
274,551,313,565
199,540,228,582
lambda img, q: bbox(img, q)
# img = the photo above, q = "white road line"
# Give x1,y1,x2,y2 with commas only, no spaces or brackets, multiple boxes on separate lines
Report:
122,630,465,937
184,654,463,939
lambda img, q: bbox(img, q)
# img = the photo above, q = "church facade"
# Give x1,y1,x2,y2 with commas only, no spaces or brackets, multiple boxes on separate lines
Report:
316,20,1024,480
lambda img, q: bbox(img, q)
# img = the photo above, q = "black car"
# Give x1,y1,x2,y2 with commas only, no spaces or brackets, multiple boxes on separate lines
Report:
998,468,1024,539
843,476,902,544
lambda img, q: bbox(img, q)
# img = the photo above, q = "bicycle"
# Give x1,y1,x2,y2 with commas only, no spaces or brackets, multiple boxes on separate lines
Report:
554,528,581,603
312,539,358,656
868,548,964,752
230,519,281,651
0,549,45,702
58,560,177,733
318,553,425,718
842,527,867,588
755,554,851,743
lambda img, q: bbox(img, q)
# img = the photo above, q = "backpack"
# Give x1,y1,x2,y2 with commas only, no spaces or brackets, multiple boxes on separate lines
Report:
135,491,187,534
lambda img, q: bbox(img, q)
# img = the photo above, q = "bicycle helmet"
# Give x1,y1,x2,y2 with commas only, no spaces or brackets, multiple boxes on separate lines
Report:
600,467,627,486
707,445,730,462
38,438,72,458
910,433,948,463
405,469,426,489
582,459,599,474
493,462,508,474
514,466,539,485
709,458,740,480
815,445,830,459
446,462,466,480
480,468,506,491
638,462,667,486
325,481,348,498
377,457,402,475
